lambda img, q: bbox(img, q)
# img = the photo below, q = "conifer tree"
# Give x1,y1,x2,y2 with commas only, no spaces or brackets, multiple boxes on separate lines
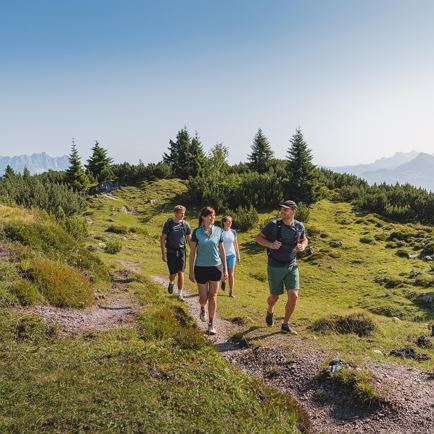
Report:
23,166,31,179
66,142,89,191
86,141,114,183
286,128,319,205
163,127,205,178
248,129,274,173
3,165,16,179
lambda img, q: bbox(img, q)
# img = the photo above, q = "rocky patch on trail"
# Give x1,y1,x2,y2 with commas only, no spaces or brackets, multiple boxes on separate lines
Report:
150,276,434,434
14,292,137,337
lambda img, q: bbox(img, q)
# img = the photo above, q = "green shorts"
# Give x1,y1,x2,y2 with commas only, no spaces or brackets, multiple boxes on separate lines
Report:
268,264,300,296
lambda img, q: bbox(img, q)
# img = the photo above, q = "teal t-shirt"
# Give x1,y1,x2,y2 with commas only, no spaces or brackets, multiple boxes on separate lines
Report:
191,225,224,267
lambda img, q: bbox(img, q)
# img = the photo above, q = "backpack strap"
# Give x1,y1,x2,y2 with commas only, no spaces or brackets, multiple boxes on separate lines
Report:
167,219,187,236
268,219,283,242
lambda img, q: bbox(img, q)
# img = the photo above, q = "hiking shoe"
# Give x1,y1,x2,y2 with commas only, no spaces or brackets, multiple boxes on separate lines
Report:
221,281,226,290
208,323,217,335
167,282,174,294
199,308,206,322
265,311,274,327
229,292,235,298
178,289,184,300
281,323,298,335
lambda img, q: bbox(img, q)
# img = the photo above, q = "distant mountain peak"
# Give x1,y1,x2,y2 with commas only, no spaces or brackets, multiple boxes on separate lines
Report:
0,152,69,175
331,151,434,191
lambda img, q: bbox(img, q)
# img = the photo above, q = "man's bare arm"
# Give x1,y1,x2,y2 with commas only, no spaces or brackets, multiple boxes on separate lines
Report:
160,234,167,261
255,232,281,250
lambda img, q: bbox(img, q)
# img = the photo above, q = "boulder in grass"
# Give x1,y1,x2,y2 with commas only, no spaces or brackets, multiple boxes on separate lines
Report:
330,240,343,248
423,255,433,261
408,253,419,259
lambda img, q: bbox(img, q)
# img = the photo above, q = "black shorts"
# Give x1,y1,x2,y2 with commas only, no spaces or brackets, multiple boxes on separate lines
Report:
167,249,186,274
194,266,222,284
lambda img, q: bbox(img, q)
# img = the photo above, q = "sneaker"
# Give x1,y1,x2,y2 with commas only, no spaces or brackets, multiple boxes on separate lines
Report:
265,311,274,327
221,281,226,290
199,308,206,322
208,322,217,335
178,289,184,300
167,282,174,294
281,323,298,335
229,291,235,298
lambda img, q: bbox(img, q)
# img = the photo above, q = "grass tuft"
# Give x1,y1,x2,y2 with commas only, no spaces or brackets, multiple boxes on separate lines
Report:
312,313,377,337
104,240,122,254
9,279,42,306
30,257,94,308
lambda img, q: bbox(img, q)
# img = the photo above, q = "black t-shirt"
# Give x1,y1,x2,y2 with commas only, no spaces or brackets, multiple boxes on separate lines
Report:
261,219,305,267
162,218,191,250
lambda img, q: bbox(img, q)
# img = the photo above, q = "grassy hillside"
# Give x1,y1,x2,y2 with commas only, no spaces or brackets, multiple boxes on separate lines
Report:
0,205,108,307
0,200,308,433
86,180,433,371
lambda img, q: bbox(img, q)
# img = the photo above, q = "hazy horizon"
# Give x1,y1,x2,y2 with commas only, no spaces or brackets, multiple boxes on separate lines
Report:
2,1,434,166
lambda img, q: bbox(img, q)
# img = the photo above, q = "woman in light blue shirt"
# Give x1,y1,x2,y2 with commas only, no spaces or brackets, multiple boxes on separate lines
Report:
189,206,227,335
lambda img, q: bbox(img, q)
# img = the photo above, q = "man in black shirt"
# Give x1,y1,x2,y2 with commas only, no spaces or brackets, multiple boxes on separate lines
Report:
255,200,308,334
160,205,192,299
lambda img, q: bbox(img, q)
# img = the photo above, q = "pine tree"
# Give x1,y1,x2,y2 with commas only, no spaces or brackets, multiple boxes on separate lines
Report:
206,143,229,175
86,141,113,183
163,128,205,178
3,165,16,179
248,129,274,173
66,142,89,191
23,166,31,179
285,128,319,205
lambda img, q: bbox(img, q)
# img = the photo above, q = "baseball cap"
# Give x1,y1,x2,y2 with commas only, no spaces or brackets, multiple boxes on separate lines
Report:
280,200,298,210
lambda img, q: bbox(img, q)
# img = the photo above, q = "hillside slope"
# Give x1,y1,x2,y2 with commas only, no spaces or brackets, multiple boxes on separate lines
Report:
0,200,308,433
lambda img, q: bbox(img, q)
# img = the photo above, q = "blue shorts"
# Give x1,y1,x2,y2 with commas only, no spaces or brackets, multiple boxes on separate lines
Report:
226,254,236,270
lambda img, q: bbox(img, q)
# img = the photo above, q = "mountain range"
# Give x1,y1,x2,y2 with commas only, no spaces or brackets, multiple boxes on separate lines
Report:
0,153,69,175
1,150,433,191
330,151,434,191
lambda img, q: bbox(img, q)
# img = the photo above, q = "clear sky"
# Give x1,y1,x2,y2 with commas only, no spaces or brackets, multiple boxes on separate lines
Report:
1,0,434,166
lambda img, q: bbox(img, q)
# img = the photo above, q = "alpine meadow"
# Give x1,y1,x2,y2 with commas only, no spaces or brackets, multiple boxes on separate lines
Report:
1,127,433,433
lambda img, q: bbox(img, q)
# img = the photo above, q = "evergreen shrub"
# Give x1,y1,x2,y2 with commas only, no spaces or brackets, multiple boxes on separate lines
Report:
231,205,259,232
9,280,42,306
30,257,94,308
105,240,122,254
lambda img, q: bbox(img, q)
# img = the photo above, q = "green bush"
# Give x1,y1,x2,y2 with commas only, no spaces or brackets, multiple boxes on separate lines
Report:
230,205,259,232
396,249,409,258
106,224,128,234
414,275,434,288
9,280,42,306
105,240,122,254
2,220,109,282
138,306,208,350
312,313,376,337
30,257,94,308
62,215,88,240
368,305,404,318
14,315,53,342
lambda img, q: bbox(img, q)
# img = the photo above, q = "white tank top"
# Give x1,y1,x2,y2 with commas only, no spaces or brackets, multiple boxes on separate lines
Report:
222,229,236,256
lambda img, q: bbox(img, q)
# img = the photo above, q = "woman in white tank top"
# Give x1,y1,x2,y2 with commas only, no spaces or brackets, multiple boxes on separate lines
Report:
221,215,241,297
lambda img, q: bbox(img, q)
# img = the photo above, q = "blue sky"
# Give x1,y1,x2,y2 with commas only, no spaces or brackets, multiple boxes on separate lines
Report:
1,0,434,166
